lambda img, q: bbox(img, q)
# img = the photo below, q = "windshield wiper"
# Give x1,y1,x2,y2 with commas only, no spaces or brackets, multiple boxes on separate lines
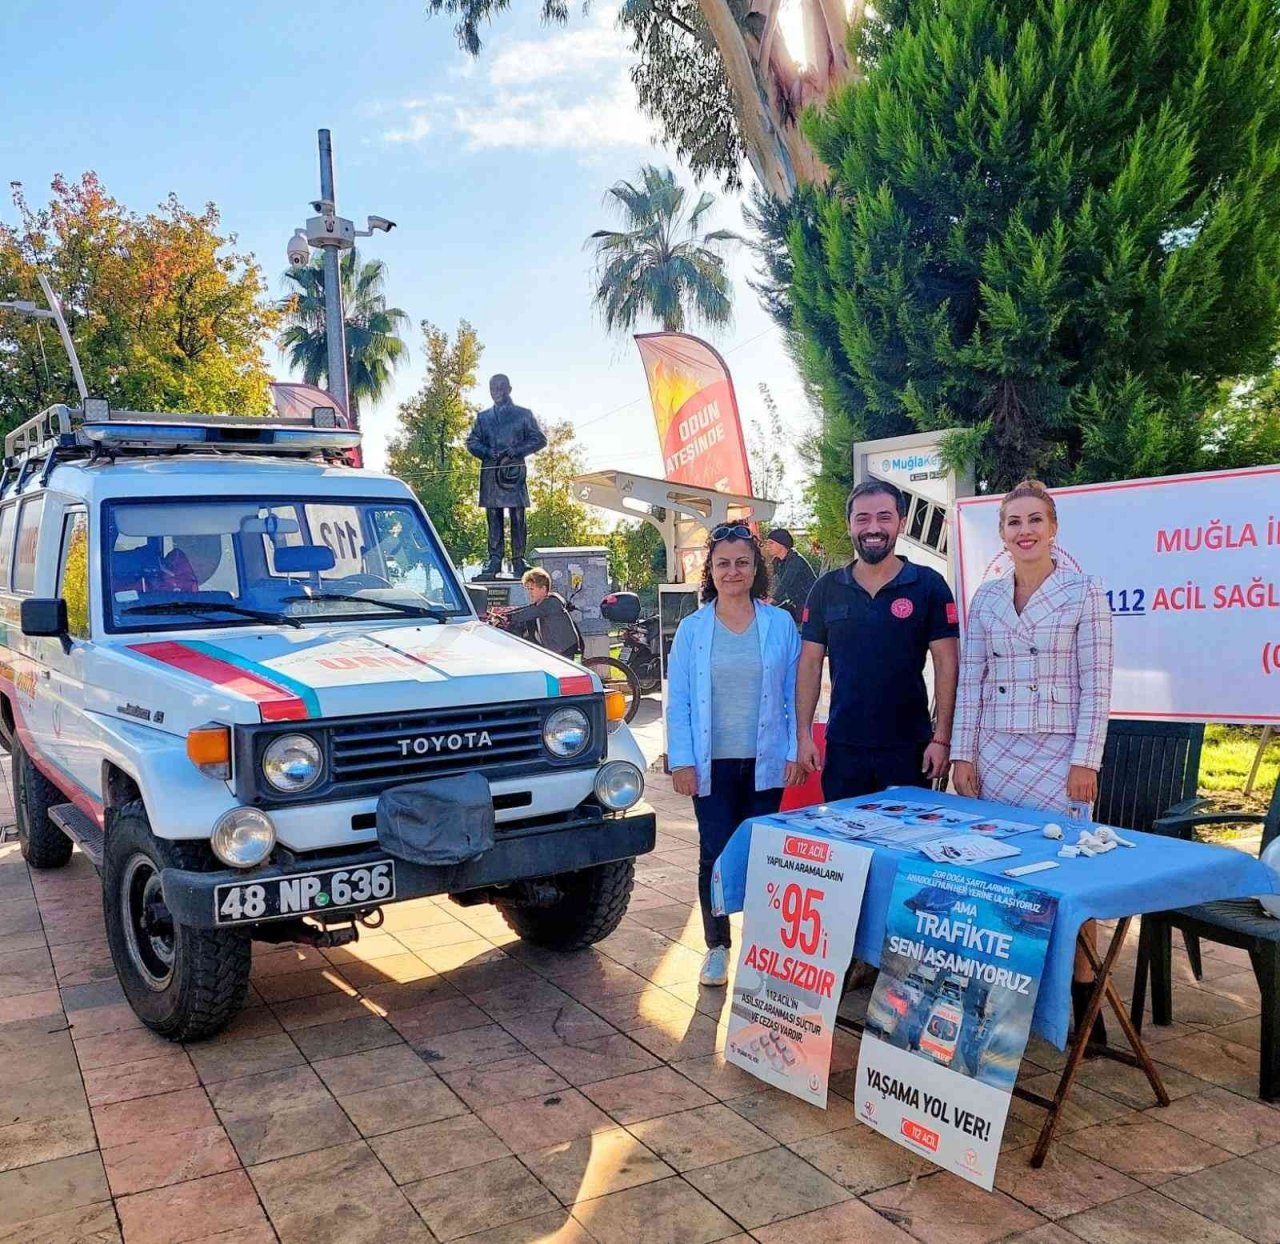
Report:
121,601,303,629
280,593,452,622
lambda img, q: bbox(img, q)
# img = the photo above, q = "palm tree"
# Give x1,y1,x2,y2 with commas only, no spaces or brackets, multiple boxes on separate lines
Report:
588,165,739,335
278,249,410,428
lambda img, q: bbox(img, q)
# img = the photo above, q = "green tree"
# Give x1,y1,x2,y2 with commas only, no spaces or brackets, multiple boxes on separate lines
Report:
587,165,738,334
279,249,409,429
0,174,277,433
784,0,1280,548
1201,357,1280,473
604,520,666,607
386,321,488,566
525,421,600,554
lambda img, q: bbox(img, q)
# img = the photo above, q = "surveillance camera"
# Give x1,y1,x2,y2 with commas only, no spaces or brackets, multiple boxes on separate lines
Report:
287,230,311,268
366,215,396,233
310,200,324,213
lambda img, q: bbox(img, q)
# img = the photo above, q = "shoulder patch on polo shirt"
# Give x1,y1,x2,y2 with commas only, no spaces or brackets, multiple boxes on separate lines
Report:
946,602,958,624
890,597,914,619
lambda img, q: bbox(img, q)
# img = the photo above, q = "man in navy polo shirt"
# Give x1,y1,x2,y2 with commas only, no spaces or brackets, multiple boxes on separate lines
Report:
796,480,959,799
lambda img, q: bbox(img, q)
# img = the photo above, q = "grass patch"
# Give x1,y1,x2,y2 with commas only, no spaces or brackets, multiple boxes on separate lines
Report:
1199,724,1278,815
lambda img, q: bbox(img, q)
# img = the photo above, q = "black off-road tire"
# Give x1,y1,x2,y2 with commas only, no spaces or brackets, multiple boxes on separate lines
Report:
498,857,635,950
12,737,73,870
103,802,250,1041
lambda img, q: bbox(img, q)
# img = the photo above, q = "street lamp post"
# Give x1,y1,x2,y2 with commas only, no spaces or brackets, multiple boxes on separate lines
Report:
287,129,396,432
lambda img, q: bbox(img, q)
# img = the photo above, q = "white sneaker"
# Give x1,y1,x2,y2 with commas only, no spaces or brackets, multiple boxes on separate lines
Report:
700,946,730,987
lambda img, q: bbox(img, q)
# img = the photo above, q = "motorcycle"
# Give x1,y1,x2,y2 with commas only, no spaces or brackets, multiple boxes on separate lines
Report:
616,616,661,694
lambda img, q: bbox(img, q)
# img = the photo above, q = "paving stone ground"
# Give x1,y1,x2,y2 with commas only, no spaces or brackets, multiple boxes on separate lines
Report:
1,703,1276,1243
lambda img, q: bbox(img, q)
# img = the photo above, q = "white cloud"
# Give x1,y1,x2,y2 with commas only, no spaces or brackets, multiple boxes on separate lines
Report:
486,22,631,87
455,73,657,152
382,114,433,145
377,6,655,156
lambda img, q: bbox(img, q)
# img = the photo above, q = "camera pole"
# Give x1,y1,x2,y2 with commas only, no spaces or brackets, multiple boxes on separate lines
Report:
316,130,351,427
287,130,396,433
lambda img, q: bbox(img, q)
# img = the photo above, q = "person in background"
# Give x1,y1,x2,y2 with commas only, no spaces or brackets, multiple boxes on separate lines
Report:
951,479,1114,1051
666,525,804,988
764,528,817,623
496,567,582,659
796,481,959,798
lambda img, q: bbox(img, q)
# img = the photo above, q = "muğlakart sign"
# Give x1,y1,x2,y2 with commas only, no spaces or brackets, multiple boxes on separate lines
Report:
954,464,1280,723
722,823,872,1107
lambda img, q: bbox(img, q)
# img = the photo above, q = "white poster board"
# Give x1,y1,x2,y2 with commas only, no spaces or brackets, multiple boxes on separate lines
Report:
724,824,873,1107
954,465,1280,724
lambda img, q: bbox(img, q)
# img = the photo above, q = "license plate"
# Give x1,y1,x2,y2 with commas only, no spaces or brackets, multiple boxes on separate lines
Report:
214,861,396,925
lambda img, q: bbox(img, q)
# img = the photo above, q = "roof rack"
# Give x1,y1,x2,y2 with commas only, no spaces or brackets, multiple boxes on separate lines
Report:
1,400,362,496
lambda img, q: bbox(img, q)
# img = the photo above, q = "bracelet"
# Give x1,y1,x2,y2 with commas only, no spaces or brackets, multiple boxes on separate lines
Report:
931,739,951,748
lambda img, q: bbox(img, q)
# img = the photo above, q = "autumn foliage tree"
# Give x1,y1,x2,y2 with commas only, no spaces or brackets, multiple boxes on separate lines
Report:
0,173,277,434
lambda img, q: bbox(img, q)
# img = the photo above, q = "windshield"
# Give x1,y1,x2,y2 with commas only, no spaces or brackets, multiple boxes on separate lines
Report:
104,497,467,631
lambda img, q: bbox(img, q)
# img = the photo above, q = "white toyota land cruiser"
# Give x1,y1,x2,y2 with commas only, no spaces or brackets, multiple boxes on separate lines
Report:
0,401,654,1039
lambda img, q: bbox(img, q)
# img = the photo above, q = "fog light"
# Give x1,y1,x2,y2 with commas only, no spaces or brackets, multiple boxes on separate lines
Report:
594,761,643,811
211,807,276,868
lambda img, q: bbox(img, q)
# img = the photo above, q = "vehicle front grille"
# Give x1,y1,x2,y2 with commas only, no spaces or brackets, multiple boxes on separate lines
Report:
238,696,603,806
331,702,547,785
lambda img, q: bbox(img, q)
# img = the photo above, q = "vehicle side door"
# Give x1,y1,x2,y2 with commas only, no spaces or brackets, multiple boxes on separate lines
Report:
0,500,19,749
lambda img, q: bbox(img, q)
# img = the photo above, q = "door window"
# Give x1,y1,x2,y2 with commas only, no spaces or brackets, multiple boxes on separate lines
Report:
13,496,45,595
0,504,16,590
58,511,90,638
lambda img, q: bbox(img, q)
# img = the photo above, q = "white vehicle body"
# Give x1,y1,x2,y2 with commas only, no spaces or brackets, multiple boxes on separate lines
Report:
2,452,644,845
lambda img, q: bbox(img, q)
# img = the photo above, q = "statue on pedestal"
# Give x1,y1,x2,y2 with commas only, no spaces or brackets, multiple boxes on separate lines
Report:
466,374,547,577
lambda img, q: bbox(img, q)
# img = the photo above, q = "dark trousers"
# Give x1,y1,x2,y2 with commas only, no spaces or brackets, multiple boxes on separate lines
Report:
485,507,527,566
821,741,928,803
693,759,784,950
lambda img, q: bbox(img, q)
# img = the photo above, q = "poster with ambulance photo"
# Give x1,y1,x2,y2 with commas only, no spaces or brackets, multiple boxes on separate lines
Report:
855,864,1057,1189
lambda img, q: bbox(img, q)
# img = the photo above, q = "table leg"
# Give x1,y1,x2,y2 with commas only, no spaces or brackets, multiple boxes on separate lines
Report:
1029,917,1170,1167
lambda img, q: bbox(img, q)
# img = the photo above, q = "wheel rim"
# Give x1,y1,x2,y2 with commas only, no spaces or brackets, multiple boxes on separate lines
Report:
121,853,176,990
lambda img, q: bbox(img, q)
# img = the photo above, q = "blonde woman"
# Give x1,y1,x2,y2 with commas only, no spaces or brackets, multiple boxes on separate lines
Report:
952,480,1114,1048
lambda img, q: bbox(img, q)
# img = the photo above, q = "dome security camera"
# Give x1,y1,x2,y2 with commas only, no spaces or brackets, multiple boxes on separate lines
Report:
287,230,310,267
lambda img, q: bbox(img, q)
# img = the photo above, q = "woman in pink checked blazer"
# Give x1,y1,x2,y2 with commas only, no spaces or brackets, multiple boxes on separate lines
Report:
951,479,1114,1048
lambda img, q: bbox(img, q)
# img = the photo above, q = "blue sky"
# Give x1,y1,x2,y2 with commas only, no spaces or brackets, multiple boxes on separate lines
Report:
1,0,812,513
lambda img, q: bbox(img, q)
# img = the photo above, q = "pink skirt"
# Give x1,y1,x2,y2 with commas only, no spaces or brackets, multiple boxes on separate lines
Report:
975,730,1075,814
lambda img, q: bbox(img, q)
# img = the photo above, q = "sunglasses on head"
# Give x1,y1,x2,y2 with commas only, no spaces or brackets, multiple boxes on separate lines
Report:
709,524,753,543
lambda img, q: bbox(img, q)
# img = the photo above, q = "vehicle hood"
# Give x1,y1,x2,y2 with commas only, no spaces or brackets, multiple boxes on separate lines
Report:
104,620,592,726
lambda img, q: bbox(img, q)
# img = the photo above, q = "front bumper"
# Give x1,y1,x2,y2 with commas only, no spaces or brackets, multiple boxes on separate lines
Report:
160,804,657,929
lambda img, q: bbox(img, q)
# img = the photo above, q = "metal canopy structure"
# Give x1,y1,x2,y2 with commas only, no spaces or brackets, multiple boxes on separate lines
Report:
572,468,777,583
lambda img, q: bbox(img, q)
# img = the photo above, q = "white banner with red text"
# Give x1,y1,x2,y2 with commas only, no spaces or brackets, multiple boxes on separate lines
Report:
723,824,872,1107
953,464,1280,723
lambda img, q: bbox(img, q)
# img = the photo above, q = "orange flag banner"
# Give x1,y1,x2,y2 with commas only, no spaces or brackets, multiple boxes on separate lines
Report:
635,332,753,495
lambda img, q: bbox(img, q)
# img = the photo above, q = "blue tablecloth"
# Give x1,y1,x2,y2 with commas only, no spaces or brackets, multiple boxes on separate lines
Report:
713,787,1280,1049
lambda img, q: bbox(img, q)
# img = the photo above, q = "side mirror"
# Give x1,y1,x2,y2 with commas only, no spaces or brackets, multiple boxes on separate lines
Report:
21,598,69,643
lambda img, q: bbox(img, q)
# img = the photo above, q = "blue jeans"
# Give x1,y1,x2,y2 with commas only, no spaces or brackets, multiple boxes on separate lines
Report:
693,759,783,950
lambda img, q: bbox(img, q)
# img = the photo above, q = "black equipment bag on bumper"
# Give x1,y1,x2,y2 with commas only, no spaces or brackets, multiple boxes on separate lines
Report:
376,773,495,865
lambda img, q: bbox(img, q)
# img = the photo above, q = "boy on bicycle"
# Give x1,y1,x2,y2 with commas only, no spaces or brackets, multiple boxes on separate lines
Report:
497,567,583,659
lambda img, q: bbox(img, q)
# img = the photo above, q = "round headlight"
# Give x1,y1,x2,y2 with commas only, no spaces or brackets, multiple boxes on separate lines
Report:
543,707,590,758
594,761,644,811
262,734,323,793
211,807,276,868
